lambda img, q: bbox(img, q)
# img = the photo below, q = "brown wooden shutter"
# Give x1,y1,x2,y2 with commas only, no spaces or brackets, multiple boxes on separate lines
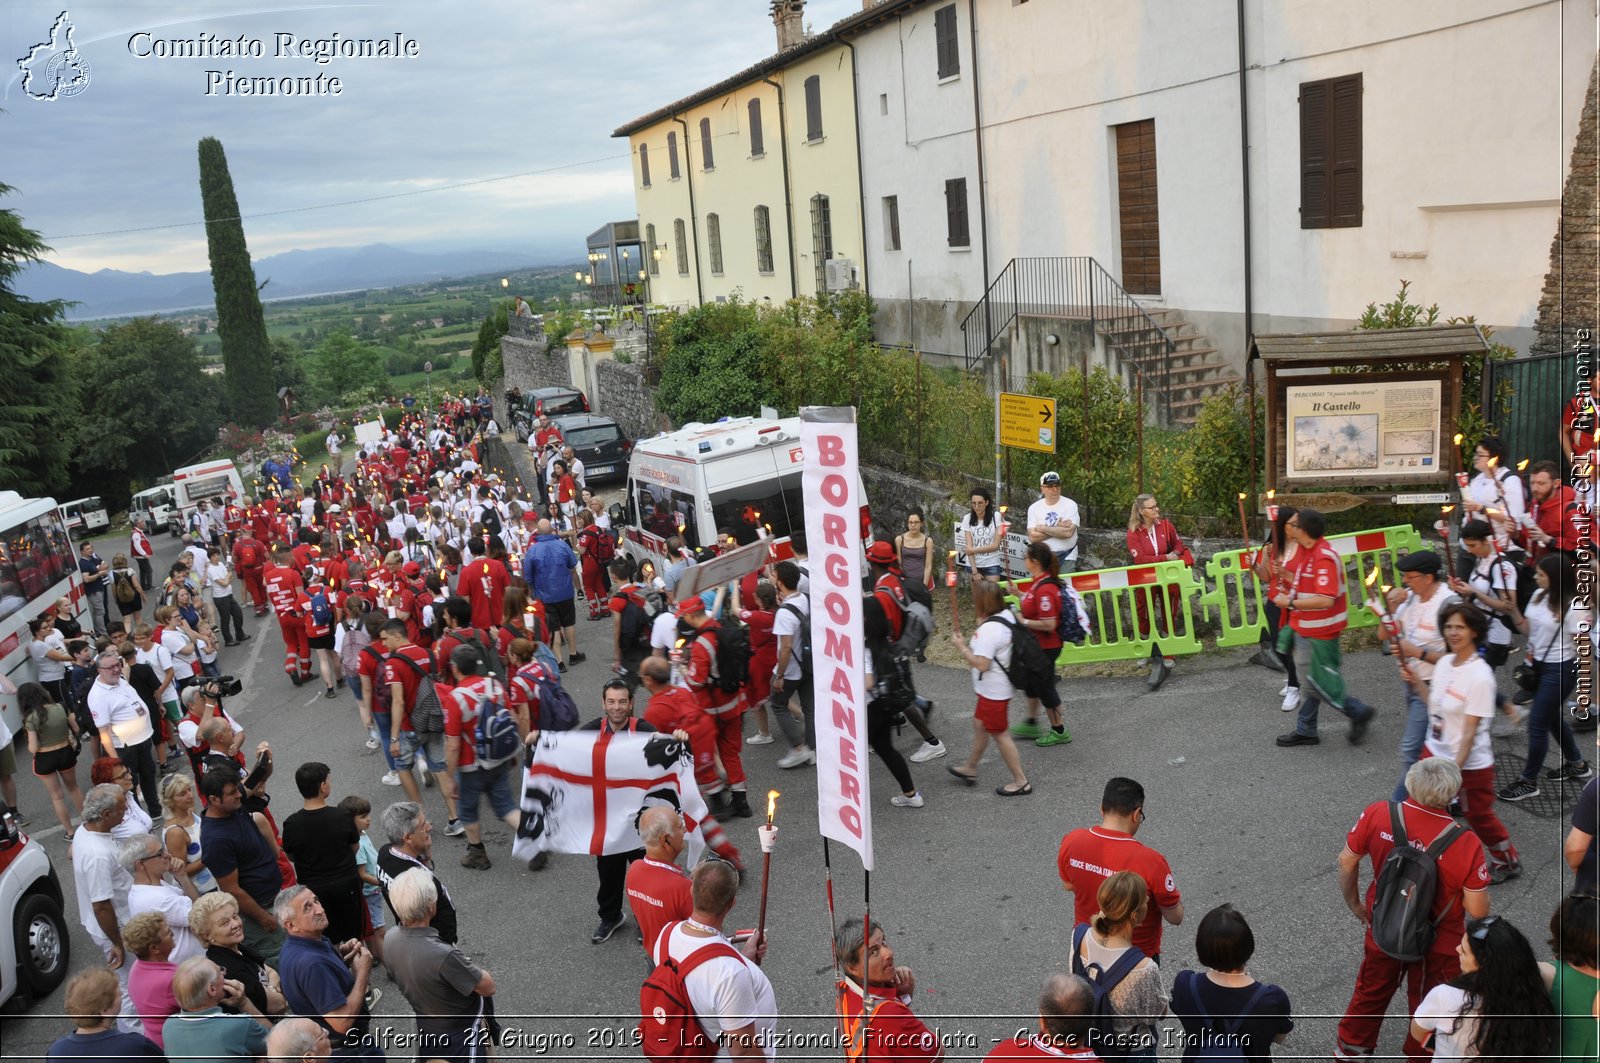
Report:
945,178,969,247
700,118,714,170
935,6,959,78
805,76,822,141
1329,74,1362,227
887,196,901,252
748,99,764,156
1299,81,1329,228
639,144,650,188
667,132,680,179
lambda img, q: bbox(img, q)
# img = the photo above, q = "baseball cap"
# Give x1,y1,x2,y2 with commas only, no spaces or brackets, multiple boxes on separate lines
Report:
673,597,706,618
1040,472,1062,486
864,540,897,565
328,503,342,513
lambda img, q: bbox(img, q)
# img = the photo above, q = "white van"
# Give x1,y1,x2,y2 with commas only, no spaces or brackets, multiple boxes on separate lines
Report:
622,416,871,582
171,459,245,530
130,484,182,537
60,496,109,538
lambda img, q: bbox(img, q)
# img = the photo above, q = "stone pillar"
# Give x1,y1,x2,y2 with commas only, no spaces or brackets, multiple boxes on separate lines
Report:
1533,58,1598,356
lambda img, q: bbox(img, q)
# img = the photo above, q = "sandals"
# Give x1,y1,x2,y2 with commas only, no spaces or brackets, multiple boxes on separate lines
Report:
996,782,1033,797
946,766,977,786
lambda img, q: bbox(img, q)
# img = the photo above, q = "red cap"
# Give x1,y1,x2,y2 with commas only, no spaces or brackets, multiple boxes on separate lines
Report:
402,561,422,577
673,597,705,618
864,540,897,565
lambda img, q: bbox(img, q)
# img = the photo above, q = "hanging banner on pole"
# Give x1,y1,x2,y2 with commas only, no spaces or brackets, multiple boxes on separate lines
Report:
800,406,873,871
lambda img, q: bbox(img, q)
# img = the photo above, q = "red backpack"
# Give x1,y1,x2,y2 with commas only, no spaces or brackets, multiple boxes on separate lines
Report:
238,541,263,567
639,922,742,1063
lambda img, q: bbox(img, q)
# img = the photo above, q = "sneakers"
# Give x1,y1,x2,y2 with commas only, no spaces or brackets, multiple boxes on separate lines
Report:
1347,711,1373,745
380,771,402,787
746,732,775,746
1498,778,1540,802
1546,760,1594,782
776,748,816,769
1280,687,1301,712
1511,688,1535,705
570,652,587,665
364,987,383,1011
443,818,465,837
1487,854,1522,884
460,845,492,870
910,741,947,763
1009,720,1044,740
1035,728,1073,747
890,792,925,808
591,917,623,944
324,687,339,699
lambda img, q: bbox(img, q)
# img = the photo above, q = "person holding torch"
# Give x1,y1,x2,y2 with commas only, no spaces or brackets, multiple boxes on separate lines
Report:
1381,551,1457,801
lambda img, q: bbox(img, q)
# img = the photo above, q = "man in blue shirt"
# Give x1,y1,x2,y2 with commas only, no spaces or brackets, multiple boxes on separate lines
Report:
276,883,383,1058
77,541,110,637
522,518,584,667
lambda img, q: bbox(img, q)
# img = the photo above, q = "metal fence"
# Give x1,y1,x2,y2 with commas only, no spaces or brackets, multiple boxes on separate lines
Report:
1484,349,1584,465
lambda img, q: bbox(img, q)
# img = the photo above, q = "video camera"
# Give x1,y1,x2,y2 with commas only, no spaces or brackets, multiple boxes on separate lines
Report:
199,674,243,699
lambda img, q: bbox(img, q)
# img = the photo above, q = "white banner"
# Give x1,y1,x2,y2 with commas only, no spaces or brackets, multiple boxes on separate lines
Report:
512,730,708,863
354,419,385,445
800,407,873,870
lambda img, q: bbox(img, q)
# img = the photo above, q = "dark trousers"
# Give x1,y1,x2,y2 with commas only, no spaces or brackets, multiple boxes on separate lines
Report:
866,710,915,794
118,736,161,815
1523,659,1584,780
1263,601,1300,688
135,557,154,597
215,594,246,642
595,847,644,922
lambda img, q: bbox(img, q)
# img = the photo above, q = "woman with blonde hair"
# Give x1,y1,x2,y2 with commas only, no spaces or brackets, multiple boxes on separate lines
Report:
123,910,180,1047
1126,493,1193,692
189,890,287,1016
1072,870,1167,1058
160,773,217,895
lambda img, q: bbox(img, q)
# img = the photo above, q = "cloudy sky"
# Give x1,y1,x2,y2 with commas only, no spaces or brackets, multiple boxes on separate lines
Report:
3,0,864,274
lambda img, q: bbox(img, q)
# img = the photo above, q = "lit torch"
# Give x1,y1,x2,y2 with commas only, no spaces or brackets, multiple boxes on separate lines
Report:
756,790,779,950
946,549,961,634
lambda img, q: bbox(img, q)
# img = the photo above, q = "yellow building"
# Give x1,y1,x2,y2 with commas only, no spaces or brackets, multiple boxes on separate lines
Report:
613,2,863,309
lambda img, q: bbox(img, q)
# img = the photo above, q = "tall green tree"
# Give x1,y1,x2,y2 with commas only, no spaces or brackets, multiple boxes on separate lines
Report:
198,137,275,426
0,183,77,495
72,318,222,507
305,331,384,404
471,304,509,383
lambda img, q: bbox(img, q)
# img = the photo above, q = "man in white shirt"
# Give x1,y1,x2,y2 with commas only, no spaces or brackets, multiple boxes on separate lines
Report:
656,859,775,1061
1026,472,1081,573
1383,550,1457,801
206,547,247,646
769,561,814,770
74,784,140,1030
562,445,586,491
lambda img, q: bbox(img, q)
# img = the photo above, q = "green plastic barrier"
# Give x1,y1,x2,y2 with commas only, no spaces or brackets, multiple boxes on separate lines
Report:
1002,559,1207,667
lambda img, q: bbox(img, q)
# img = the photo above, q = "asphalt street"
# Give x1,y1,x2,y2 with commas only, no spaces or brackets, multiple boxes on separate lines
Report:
6,530,1590,1059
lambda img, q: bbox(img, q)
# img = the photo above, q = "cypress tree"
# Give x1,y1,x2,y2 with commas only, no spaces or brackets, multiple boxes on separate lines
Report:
198,137,275,426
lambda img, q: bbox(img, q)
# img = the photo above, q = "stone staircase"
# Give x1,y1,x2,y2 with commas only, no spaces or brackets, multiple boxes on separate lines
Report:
1099,305,1238,426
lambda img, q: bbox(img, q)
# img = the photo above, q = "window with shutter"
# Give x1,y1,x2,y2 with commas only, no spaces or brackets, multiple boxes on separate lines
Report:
804,76,823,141
639,144,650,188
754,206,774,274
810,194,833,292
667,131,680,179
700,117,715,171
883,196,901,252
944,178,970,248
748,99,764,157
674,219,689,275
935,5,959,79
707,213,724,275
646,223,660,276
1300,73,1361,229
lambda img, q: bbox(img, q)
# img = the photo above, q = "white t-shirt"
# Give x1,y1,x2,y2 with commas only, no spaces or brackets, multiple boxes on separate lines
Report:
1465,555,1517,646
772,594,809,682
29,630,68,682
1026,495,1081,559
160,629,197,681
651,611,683,684
1395,587,1457,682
112,792,154,840
970,612,1016,699
71,829,132,950
185,544,209,574
206,561,234,599
1466,468,1528,530
136,643,178,703
1412,982,1479,1063
87,678,155,748
128,882,204,964
178,707,243,749
1526,594,1590,666
662,922,777,1062
957,514,1007,569
1424,654,1496,771
299,496,318,523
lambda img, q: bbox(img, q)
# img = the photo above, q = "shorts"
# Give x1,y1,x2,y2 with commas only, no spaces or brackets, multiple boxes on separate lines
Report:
308,634,335,650
456,760,517,825
33,744,77,776
0,741,16,775
966,562,1003,579
391,730,446,772
162,699,183,724
974,695,1011,734
546,597,576,630
364,890,386,931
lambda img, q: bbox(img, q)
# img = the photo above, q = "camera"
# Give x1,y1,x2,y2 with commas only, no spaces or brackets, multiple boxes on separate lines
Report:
201,675,243,699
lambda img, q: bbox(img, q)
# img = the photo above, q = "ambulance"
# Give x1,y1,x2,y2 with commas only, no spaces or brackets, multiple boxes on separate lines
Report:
171,459,245,531
621,416,871,582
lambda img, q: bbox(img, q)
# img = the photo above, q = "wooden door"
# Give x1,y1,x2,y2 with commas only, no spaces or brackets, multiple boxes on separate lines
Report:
1115,119,1161,295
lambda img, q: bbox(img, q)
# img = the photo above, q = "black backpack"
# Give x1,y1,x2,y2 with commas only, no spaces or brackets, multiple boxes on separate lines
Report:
613,588,651,652
1070,922,1148,1059
1170,971,1271,1062
701,622,752,695
1369,801,1468,962
982,613,1055,697
780,598,812,679
455,627,506,682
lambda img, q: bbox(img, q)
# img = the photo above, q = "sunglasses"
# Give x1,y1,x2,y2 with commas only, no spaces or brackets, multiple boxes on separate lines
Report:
1467,915,1500,941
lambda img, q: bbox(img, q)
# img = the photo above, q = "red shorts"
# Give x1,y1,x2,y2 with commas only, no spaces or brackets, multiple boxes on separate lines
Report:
974,695,1011,734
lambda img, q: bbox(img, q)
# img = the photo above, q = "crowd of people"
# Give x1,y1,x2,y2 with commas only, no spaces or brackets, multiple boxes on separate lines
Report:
18,402,1599,1061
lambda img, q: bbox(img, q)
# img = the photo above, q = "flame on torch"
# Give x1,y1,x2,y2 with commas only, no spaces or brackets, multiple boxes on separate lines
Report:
765,790,779,827
1516,459,1529,471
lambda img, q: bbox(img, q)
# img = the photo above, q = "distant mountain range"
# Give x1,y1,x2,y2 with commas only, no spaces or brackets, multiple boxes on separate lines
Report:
17,243,561,319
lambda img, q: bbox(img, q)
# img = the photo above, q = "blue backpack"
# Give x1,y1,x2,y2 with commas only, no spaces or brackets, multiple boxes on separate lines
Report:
515,662,578,731
1070,922,1148,1059
1169,971,1272,1062
471,678,521,767
308,588,334,628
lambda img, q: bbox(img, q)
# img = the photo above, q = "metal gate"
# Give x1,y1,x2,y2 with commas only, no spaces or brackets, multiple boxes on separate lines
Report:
1484,349,1582,466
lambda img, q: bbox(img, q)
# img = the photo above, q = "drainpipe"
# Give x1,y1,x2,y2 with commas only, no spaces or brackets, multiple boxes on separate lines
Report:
762,76,800,300
1237,0,1259,493
967,0,991,306
841,39,870,298
673,115,705,307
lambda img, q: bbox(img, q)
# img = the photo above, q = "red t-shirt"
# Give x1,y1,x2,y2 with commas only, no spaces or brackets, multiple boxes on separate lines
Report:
232,537,267,570
624,857,693,957
444,674,501,771
683,626,743,715
1057,826,1181,957
984,1038,1102,1063
508,659,556,722
643,686,717,785
873,573,909,642
291,542,320,572
357,644,387,706
836,981,942,1063
263,564,304,615
740,608,777,671
1345,799,1489,949
1019,578,1063,652
383,643,434,729
456,558,509,631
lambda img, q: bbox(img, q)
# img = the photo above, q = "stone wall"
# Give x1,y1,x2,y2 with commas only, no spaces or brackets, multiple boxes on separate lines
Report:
594,359,667,441
1533,58,1599,356
495,332,573,425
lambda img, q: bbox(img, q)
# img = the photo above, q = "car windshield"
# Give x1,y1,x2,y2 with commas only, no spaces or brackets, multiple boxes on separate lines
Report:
710,472,804,546
564,426,620,447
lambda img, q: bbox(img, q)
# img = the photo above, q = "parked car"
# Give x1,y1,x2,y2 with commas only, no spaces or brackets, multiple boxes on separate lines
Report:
549,413,632,485
0,805,70,1011
512,387,589,442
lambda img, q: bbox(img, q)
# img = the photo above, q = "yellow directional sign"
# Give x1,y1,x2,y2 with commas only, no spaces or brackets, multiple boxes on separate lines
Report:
997,392,1057,453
